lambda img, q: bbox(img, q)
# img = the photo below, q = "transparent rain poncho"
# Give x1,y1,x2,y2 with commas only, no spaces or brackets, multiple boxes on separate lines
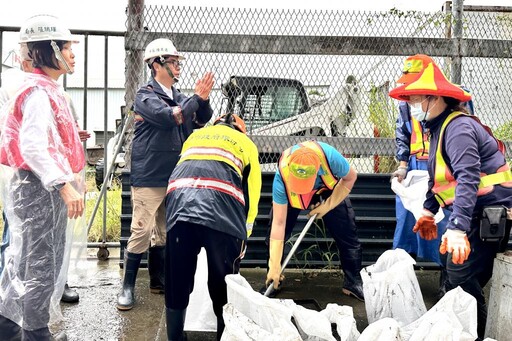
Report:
0,70,86,331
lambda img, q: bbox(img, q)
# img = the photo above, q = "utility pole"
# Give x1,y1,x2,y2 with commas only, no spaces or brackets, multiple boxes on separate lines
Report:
451,0,463,85
123,0,145,170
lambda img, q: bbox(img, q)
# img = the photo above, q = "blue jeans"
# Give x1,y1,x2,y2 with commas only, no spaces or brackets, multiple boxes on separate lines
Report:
0,211,9,275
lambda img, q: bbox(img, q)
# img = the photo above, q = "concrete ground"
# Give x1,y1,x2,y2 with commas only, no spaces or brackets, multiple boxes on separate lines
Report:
54,248,445,341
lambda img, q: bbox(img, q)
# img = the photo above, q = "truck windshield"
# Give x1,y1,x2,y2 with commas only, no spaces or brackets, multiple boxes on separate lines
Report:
239,85,303,129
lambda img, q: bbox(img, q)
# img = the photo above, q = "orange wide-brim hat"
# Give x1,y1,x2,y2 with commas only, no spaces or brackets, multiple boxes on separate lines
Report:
389,62,472,103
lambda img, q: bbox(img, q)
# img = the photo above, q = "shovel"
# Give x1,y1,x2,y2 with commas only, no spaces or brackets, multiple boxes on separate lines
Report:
264,213,318,297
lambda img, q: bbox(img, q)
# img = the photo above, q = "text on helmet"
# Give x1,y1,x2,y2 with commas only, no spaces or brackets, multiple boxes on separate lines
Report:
25,26,57,35
149,47,173,54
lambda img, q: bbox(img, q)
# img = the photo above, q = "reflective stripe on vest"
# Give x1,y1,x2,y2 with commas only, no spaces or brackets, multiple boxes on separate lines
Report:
279,141,338,209
432,111,512,207
167,177,245,204
181,147,244,174
410,118,429,160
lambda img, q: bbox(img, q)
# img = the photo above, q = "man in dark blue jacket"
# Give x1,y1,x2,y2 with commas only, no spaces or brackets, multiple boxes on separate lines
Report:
117,38,214,311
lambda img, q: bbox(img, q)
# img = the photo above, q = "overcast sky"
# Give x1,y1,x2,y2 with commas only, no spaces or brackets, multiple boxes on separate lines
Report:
0,0,511,31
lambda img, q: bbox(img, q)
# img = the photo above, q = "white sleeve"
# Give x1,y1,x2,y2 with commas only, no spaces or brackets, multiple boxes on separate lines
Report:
19,88,73,188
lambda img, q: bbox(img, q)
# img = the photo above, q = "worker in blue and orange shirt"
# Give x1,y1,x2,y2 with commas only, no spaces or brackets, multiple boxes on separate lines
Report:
164,113,261,341
389,61,512,339
264,141,364,301
391,54,474,300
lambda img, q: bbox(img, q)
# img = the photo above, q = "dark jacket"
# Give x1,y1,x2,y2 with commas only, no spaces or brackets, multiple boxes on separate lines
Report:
131,78,213,187
395,101,413,163
424,109,512,232
166,125,262,240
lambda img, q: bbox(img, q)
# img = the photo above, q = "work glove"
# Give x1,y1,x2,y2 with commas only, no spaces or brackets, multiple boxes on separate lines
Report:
308,184,351,219
413,210,437,240
265,239,284,289
439,229,471,265
391,166,408,182
246,223,254,238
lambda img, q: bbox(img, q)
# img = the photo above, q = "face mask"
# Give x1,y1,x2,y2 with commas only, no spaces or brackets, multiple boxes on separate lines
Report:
410,104,428,122
410,97,430,122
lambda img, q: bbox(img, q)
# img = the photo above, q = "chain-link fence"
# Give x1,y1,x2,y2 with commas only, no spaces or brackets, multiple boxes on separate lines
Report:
124,3,512,173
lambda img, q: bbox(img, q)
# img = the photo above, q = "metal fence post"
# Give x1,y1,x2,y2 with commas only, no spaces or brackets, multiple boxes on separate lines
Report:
451,0,463,85
123,0,145,171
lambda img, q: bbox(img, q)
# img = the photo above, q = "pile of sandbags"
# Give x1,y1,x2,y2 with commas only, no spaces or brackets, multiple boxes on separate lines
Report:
360,249,478,340
222,274,360,341
219,248,482,340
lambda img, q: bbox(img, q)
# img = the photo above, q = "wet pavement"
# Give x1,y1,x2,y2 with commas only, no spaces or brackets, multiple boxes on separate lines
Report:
55,248,445,341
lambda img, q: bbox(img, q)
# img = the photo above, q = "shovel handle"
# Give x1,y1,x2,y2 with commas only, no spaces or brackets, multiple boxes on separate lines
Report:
263,214,318,297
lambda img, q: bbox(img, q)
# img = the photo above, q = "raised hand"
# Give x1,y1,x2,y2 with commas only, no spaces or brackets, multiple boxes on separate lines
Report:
194,72,214,100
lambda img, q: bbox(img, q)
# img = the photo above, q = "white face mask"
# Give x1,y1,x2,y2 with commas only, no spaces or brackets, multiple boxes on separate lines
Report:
410,97,432,122
410,103,428,122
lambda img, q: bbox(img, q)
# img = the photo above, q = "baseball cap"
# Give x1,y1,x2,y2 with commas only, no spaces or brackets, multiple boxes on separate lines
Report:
396,54,434,84
286,147,320,194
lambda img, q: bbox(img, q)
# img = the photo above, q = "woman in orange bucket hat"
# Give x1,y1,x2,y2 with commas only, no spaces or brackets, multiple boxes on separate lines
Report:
390,61,512,339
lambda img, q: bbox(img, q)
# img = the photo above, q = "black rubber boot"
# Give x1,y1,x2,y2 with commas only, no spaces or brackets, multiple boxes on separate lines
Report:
148,246,165,294
117,251,142,311
61,283,79,303
166,308,187,341
341,248,365,302
0,314,21,341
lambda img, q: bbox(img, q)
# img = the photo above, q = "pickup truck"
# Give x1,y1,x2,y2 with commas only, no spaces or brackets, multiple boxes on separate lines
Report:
220,75,360,137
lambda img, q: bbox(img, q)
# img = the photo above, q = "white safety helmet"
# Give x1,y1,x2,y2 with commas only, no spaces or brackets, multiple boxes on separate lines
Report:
19,15,78,74
19,14,77,43
143,38,185,63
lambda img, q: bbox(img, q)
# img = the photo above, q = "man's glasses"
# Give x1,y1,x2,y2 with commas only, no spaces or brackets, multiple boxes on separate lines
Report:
163,56,183,68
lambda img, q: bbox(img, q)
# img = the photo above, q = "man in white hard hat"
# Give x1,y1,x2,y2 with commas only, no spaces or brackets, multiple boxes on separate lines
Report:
117,38,214,311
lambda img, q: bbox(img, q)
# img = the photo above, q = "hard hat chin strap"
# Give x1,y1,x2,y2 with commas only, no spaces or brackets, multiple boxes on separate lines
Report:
50,41,73,74
158,56,179,83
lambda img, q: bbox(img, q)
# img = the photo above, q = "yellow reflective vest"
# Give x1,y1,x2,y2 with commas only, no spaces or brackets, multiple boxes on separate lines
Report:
410,118,429,160
432,111,512,207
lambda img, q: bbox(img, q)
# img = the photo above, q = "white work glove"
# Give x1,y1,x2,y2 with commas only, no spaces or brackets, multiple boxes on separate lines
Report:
439,229,471,265
391,166,408,182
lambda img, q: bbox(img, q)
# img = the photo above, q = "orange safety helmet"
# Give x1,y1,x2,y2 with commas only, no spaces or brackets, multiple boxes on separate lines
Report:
214,113,247,134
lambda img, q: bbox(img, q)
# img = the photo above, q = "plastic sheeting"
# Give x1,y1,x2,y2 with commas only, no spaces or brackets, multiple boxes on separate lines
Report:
391,170,444,223
184,248,217,332
0,71,87,331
